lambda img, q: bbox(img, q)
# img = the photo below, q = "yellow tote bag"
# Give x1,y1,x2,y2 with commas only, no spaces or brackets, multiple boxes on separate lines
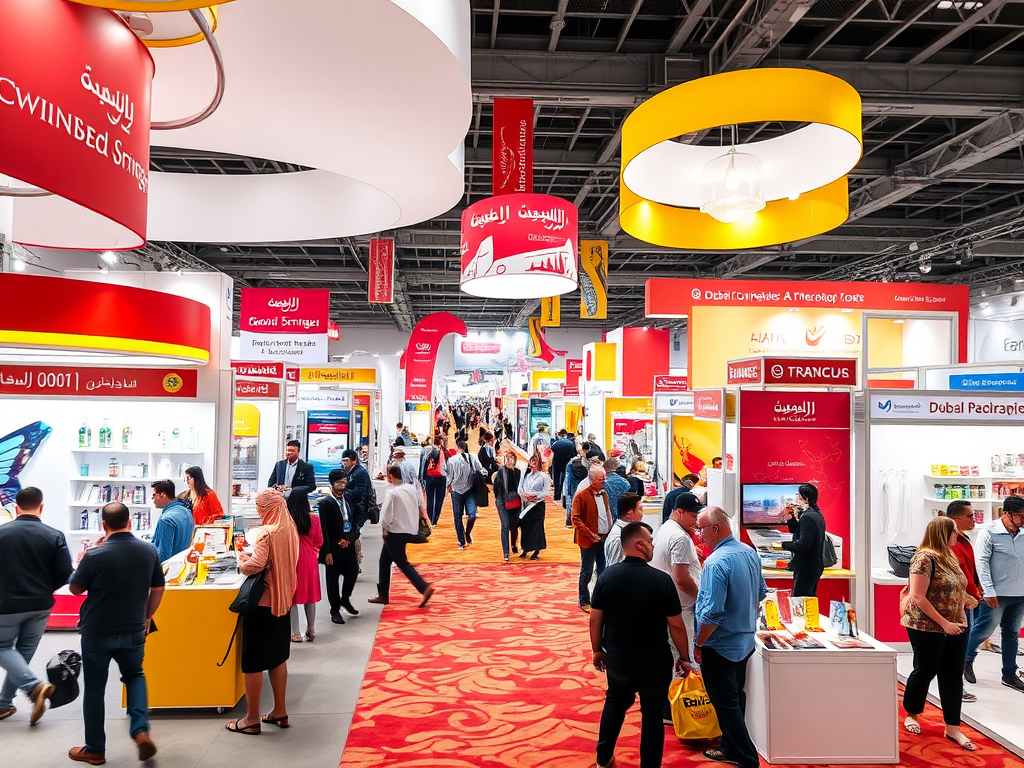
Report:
669,672,721,740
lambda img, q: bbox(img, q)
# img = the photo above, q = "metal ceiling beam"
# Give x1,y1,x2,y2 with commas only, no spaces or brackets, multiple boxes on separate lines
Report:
711,0,819,73
806,0,872,58
863,0,935,60
850,110,1024,221
615,0,645,53
908,0,1011,65
665,0,716,53
974,28,1024,64
548,0,569,52
710,251,789,278
490,0,500,50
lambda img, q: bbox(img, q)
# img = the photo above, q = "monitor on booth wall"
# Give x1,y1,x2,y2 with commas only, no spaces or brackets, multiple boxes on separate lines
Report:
741,483,801,528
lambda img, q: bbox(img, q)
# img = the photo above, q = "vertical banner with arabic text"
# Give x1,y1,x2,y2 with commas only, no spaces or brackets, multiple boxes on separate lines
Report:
580,240,608,319
492,98,533,196
368,238,394,304
404,312,468,403
540,295,561,327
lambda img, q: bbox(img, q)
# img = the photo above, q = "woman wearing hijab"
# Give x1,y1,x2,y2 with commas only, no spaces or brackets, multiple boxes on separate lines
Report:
226,490,299,735
185,466,224,526
492,450,522,562
286,492,323,643
518,454,550,560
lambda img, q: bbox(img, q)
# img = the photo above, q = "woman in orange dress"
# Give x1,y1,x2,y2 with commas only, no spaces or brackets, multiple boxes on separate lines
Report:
185,466,224,525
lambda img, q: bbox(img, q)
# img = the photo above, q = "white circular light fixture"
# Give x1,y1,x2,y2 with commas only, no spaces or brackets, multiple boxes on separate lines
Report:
99,251,119,265
700,149,766,224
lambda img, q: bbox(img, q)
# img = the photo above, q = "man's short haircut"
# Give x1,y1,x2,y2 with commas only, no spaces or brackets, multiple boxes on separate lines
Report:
946,499,973,517
457,441,469,452
621,521,653,550
703,506,730,528
341,449,359,462
589,465,607,480
712,456,723,464
617,492,642,518
15,487,42,511
386,465,403,481
328,469,347,484
1004,495,1024,514
603,458,620,473
151,480,175,498
102,502,131,530
557,429,567,437
682,473,700,486
674,492,704,513
286,439,301,449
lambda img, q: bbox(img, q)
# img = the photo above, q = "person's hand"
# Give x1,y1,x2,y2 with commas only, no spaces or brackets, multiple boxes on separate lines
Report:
592,650,607,672
676,658,693,677
145,617,152,634
942,620,965,636
986,596,1000,609
693,646,702,666
339,539,350,549
965,595,979,610
238,551,252,563
325,553,334,565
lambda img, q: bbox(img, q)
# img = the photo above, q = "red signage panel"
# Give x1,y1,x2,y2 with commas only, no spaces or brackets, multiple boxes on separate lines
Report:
563,385,580,398
231,362,285,379
240,288,329,334
492,98,533,196
740,389,851,429
728,359,764,385
368,238,394,304
327,321,340,341
762,356,857,386
285,366,300,383
0,0,154,248
0,365,196,398
405,313,468,403
565,358,583,391
235,380,281,399
654,375,689,392
693,390,723,420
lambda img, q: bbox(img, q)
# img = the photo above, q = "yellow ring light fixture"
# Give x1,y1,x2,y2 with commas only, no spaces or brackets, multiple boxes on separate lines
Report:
620,68,862,250
68,0,233,10
139,7,218,48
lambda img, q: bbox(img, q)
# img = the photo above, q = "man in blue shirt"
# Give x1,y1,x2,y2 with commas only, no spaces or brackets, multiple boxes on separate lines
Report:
965,495,1024,693
693,506,767,768
149,480,194,562
602,458,630,518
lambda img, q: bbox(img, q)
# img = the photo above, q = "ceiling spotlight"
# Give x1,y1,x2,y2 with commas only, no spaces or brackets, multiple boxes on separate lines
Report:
99,251,118,265
11,258,26,272
908,242,919,252
963,243,974,263
918,255,932,274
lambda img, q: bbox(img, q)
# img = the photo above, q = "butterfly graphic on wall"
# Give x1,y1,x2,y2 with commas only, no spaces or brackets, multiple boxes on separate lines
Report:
0,421,52,520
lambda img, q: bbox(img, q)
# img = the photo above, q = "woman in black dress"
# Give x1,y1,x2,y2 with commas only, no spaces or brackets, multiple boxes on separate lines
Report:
492,451,522,562
517,455,550,560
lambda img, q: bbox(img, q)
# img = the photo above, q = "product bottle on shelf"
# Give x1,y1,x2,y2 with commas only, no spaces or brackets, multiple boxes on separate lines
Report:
188,426,199,450
99,418,111,448
122,425,132,450
79,420,91,448
108,458,119,478
171,427,182,450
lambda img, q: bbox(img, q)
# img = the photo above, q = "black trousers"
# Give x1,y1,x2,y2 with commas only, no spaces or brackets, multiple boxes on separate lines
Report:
596,671,671,768
792,567,823,598
552,465,567,501
325,544,359,614
904,626,968,725
377,532,429,601
701,648,759,768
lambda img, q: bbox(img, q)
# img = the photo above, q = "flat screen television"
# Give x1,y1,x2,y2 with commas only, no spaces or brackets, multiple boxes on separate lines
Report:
741,483,801,527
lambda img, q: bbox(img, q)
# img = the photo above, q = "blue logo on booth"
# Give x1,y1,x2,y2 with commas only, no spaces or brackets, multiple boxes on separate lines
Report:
878,400,892,412
949,373,1024,392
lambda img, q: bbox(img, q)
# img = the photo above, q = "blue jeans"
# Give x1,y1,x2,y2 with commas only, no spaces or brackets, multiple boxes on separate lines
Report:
0,609,50,708
966,595,1024,678
424,477,447,525
450,490,477,547
579,542,607,606
495,501,511,559
81,632,149,753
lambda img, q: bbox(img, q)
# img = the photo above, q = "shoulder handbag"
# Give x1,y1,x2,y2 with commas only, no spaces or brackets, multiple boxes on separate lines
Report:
821,518,838,568
362,480,381,525
410,515,432,545
472,460,490,508
887,545,917,579
501,469,521,510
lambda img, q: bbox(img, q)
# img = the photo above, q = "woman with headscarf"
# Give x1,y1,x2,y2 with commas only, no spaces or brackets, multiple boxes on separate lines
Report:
286,492,323,643
226,490,300,735
518,454,550,560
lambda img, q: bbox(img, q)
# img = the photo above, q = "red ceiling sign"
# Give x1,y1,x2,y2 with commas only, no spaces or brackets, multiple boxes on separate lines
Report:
231,362,285,379
0,0,154,249
235,380,281,399
0,365,196,398
368,239,394,304
654,375,689,392
492,98,533,196
727,359,764,385
327,321,340,341
763,356,857,386
239,288,329,334
693,390,723,419
404,313,468,403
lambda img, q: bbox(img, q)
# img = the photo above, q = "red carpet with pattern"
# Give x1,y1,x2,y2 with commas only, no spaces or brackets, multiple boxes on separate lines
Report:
341,562,1024,768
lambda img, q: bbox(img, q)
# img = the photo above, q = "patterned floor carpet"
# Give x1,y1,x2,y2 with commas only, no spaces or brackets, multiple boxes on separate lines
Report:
341,552,1023,768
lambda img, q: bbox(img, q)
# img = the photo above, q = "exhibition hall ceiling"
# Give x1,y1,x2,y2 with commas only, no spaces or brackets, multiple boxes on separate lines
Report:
137,0,1024,331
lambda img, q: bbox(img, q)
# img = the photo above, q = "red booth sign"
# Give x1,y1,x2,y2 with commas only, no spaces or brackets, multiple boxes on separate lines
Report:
0,365,196,398
654,375,689,392
693,390,723,419
728,359,764,385
763,357,857,386
0,0,154,248
460,194,579,299
235,380,281,399
231,362,285,379
404,313,468,403
492,98,533,196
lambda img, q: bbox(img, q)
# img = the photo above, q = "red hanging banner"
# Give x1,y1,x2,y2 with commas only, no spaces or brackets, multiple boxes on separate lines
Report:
368,238,395,304
492,98,533,196
404,312,467,403
0,0,154,249
239,288,330,363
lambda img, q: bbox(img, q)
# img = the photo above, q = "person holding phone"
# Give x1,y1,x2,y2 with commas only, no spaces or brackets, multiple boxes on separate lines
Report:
900,516,977,751
782,483,827,597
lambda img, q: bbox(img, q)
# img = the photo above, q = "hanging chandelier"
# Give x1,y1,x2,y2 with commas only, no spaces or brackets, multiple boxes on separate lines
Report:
619,68,863,250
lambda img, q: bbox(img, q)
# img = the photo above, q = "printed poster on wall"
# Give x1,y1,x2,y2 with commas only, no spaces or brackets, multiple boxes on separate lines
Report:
239,288,329,363
306,410,350,483
579,240,608,319
232,403,260,482
540,295,561,327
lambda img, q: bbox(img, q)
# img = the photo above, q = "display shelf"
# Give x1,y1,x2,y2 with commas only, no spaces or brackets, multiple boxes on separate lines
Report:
69,503,151,509
72,475,153,482
72,448,204,455
925,496,997,503
924,473,1024,481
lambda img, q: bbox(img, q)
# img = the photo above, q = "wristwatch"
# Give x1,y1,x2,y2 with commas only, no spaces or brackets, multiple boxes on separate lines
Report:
693,643,703,650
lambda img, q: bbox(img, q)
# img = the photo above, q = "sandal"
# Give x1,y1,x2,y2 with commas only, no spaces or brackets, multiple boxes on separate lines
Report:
904,718,922,735
261,713,289,728
290,634,303,643
305,630,315,642
946,734,977,752
225,718,261,735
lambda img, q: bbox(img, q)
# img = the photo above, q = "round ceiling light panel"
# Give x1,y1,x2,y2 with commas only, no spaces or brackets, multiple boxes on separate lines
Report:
620,68,862,250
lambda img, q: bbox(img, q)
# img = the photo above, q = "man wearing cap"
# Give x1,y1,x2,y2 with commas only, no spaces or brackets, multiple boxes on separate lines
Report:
652,492,704,662
391,448,418,488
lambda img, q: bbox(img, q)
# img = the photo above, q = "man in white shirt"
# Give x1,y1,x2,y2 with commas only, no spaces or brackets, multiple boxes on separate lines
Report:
367,466,434,608
391,448,419,488
652,492,703,660
604,492,645,566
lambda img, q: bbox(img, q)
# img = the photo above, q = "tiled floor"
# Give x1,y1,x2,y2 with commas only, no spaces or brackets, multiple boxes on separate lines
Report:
897,645,1024,759
0,531,385,768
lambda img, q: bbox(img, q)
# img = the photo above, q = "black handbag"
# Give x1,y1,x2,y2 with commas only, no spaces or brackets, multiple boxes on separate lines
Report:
887,545,917,579
410,516,432,544
46,650,81,709
473,471,490,508
229,570,267,614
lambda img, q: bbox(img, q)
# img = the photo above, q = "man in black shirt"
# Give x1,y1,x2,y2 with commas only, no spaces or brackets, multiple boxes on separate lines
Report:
68,503,165,765
590,522,692,768
549,430,577,502
0,487,73,724
318,470,360,625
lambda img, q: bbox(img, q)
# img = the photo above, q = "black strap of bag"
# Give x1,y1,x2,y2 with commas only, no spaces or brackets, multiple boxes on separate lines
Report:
217,616,242,668
218,568,267,667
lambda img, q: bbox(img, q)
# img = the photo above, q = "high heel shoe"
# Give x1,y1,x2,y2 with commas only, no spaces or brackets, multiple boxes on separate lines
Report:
519,551,528,559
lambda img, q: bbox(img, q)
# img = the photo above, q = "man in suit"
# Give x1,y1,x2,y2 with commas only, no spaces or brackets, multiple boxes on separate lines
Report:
341,449,372,526
572,466,616,613
549,430,577,503
318,470,360,624
267,440,316,499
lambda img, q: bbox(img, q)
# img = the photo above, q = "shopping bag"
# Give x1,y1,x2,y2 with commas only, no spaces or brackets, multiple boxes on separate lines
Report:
669,672,721,740
46,650,81,709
